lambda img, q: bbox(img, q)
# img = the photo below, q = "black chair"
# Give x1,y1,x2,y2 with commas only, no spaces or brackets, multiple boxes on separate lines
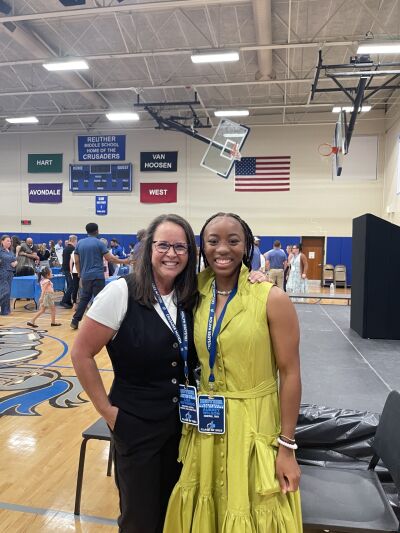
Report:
300,390,400,532
74,417,113,516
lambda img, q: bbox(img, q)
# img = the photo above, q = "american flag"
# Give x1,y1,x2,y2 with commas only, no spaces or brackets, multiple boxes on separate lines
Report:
234,156,291,192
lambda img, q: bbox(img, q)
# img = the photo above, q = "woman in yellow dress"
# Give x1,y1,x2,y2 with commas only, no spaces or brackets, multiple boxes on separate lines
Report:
164,212,302,533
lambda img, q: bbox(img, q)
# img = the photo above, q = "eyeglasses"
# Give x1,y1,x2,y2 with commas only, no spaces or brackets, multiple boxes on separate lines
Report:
152,241,189,255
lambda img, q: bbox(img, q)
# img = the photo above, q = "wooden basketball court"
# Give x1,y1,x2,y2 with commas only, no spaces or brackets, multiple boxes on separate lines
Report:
0,300,119,532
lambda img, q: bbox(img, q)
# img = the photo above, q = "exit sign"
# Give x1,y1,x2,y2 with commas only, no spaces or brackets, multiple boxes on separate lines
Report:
28,153,63,173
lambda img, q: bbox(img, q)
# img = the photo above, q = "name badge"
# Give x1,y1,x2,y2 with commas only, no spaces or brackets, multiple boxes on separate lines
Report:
179,384,198,426
198,394,225,434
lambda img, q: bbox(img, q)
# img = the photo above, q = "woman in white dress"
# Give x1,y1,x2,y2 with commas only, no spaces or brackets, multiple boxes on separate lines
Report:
286,244,308,299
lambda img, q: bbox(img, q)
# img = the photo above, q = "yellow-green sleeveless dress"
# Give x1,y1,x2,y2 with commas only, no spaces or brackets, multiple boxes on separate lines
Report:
163,265,302,533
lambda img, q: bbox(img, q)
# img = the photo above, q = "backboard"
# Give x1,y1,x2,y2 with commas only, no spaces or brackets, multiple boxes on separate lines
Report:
334,110,347,177
200,119,250,178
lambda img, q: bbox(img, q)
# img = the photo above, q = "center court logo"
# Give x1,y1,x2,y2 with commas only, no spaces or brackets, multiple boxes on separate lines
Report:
0,327,87,416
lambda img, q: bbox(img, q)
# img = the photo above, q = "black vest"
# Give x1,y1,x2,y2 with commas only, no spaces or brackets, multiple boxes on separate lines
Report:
107,283,196,420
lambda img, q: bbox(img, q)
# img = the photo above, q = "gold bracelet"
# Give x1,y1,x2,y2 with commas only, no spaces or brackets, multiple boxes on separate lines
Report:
280,434,296,443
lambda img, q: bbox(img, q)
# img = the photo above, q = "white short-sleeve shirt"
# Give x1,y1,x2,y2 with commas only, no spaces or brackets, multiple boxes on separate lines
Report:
86,277,177,331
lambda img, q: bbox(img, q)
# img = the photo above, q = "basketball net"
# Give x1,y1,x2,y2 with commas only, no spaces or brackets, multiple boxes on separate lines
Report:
318,143,339,164
229,144,242,161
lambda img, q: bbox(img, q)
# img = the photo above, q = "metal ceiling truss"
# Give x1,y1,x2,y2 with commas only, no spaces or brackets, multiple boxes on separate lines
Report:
310,50,400,149
134,91,211,144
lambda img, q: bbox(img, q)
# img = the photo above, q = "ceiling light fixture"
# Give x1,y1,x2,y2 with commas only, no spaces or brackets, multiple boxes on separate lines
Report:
191,51,239,64
214,110,249,117
106,112,140,121
332,106,371,113
357,41,400,54
5,116,39,124
43,59,89,71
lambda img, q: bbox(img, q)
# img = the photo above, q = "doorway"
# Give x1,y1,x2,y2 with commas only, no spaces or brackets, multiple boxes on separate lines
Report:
301,236,325,282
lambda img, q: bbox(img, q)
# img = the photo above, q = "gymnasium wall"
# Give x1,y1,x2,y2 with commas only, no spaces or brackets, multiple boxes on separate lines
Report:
383,112,400,226
0,115,389,283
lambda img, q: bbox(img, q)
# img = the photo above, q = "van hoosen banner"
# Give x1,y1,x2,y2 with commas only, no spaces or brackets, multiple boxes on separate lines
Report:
140,182,177,203
28,183,63,203
140,151,177,171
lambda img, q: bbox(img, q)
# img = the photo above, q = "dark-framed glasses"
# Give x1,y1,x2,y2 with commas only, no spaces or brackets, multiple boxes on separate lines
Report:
152,241,189,255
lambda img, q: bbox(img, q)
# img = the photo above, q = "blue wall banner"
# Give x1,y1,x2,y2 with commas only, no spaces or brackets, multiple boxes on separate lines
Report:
28,183,63,203
78,135,126,161
140,151,178,171
96,195,108,215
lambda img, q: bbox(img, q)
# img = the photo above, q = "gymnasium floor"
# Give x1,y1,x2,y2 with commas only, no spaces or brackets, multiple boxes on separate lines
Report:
0,294,399,532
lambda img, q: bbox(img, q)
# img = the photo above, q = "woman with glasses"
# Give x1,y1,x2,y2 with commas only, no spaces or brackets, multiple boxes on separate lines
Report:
164,212,302,533
71,214,199,533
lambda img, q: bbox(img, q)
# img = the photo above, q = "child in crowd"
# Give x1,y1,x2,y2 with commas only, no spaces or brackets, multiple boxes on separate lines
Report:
27,267,61,328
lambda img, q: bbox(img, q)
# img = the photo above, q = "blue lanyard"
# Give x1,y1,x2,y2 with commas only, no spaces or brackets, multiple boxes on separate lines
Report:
206,280,238,389
152,282,189,383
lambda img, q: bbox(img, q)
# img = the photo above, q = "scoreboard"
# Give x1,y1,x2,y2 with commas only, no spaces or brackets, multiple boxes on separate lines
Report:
69,163,132,192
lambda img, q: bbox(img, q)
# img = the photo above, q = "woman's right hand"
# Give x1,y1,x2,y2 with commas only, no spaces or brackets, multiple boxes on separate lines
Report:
104,405,119,431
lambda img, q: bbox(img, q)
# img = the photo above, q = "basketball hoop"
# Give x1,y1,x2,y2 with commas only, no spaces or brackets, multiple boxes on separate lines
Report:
229,143,242,161
318,143,339,157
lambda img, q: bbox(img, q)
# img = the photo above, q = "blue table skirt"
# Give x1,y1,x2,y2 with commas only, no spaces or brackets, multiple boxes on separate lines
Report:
11,274,65,305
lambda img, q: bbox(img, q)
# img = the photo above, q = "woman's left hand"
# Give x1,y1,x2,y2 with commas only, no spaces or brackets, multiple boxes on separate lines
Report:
275,446,301,494
248,270,268,283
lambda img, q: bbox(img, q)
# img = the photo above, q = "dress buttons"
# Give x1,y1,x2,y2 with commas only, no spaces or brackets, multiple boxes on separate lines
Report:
171,361,178,367
220,451,224,458
220,481,224,487
218,365,223,371
220,466,224,473
171,378,178,384
220,436,224,443
173,342,179,349
172,396,179,403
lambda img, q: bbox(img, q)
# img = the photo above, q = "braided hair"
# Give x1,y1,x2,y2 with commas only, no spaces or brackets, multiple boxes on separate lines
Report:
198,212,254,271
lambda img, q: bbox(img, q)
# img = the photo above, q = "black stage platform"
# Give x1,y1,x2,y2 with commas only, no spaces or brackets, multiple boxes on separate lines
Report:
298,304,400,414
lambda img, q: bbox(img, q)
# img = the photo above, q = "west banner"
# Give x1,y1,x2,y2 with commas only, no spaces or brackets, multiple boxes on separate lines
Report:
140,182,177,203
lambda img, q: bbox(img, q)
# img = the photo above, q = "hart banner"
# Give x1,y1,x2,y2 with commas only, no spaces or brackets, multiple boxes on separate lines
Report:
28,183,63,203
28,153,63,173
140,182,177,203
234,156,291,192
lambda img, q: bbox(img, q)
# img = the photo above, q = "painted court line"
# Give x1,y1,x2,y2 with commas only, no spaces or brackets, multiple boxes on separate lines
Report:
319,305,392,392
26,363,113,372
0,501,117,526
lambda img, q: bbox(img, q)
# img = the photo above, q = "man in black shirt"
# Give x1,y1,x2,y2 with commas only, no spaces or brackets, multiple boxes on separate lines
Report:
60,235,77,308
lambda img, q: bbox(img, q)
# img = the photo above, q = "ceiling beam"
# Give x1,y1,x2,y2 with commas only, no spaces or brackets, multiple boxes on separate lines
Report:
0,77,314,99
0,0,250,24
0,40,358,69
0,102,384,120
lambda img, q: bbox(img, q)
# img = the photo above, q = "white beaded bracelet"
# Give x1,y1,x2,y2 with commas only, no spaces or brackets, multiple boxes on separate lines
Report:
277,436,298,450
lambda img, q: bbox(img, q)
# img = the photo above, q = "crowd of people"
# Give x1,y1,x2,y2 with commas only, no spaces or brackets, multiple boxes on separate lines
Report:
251,237,309,295
0,229,144,318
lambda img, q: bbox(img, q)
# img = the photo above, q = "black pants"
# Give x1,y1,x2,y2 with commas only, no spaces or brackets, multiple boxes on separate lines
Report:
61,270,73,304
72,278,105,323
71,273,79,304
283,266,290,292
112,409,182,533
